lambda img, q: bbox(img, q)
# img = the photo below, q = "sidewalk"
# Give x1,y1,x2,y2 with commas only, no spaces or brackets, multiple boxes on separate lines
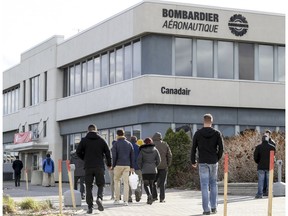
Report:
3,181,286,216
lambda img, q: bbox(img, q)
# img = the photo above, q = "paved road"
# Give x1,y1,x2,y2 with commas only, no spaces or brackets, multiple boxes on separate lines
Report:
3,181,286,215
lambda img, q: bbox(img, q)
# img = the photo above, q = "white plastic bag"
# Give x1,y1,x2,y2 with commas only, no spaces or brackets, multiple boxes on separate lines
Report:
129,172,138,190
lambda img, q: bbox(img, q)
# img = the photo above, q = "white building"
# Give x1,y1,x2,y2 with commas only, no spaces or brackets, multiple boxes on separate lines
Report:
3,1,285,182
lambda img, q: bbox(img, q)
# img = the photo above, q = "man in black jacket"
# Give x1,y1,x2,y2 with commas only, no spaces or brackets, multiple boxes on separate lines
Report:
254,134,276,199
76,124,112,214
191,114,224,215
12,156,23,187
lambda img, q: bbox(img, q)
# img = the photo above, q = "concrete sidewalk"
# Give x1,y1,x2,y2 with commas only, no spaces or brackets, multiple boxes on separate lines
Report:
3,181,286,216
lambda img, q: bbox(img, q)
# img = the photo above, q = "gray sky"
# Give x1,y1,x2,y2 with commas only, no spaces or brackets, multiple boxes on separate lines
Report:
0,0,286,72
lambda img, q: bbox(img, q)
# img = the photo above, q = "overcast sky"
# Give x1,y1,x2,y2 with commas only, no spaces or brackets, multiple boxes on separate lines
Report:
0,0,286,72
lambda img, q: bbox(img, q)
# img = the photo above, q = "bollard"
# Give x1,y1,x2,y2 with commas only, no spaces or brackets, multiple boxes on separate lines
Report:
273,160,286,197
64,162,82,207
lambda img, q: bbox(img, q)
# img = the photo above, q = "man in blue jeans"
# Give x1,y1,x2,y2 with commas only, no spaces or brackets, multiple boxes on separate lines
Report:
254,134,276,198
191,114,224,215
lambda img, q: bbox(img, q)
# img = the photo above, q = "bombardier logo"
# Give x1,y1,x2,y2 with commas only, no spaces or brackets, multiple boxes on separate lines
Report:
228,14,248,36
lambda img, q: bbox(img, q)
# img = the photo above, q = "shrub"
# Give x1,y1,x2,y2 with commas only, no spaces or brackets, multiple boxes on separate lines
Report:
3,194,16,214
164,128,197,188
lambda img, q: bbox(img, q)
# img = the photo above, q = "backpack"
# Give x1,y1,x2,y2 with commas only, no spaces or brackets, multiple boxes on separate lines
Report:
43,158,54,173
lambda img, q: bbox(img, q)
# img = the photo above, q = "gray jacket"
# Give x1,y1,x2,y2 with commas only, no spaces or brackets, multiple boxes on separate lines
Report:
70,151,85,177
152,132,172,170
137,144,161,174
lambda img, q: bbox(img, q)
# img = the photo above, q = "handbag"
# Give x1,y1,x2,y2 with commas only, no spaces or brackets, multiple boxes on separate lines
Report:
129,172,138,190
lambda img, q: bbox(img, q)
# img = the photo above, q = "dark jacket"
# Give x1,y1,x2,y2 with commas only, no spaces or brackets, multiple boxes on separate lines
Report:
254,140,276,170
12,159,23,175
70,151,85,176
111,137,134,168
137,144,161,174
152,132,172,169
191,127,224,164
131,141,140,170
76,132,112,169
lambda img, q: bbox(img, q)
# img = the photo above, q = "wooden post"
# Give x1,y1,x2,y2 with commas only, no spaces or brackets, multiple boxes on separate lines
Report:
66,160,76,208
24,154,28,191
267,151,274,216
223,154,229,216
25,168,29,191
58,160,63,215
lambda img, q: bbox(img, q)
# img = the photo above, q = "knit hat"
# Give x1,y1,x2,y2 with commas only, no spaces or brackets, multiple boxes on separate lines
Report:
152,132,162,141
136,139,144,146
144,137,153,145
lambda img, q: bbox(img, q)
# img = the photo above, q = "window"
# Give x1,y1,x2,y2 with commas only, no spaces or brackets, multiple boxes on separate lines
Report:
239,43,254,80
101,53,109,86
69,66,75,95
124,44,132,80
218,41,234,79
30,75,40,105
259,45,274,81
87,59,94,90
197,39,213,78
218,125,235,137
175,38,192,76
74,64,81,94
81,61,87,92
43,120,47,137
3,85,19,115
44,71,47,101
277,46,285,82
133,40,141,77
23,80,26,107
94,56,101,88
109,51,116,84
29,123,39,139
116,47,124,82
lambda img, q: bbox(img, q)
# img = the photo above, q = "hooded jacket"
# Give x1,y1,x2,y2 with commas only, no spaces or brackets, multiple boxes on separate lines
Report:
70,151,85,176
152,132,172,169
76,132,112,169
137,143,161,174
254,140,276,170
191,127,224,164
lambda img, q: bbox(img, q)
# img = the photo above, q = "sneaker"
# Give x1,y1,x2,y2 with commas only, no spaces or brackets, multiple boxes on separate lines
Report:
87,208,93,214
203,212,210,215
123,201,129,206
211,208,217,214
255,195,263,199
135,190,141,202
160,199,165,203
128,197,133,203
96,198,104,211
114,200,120,205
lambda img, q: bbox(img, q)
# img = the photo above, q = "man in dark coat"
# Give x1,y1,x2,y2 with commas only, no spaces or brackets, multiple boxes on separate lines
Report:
71,147,86,199
76,124,112,214
254,134,276,198
12,156,23,187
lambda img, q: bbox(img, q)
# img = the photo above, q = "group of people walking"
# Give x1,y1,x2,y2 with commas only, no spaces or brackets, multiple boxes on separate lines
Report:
11,113,276,216
75,124,172,214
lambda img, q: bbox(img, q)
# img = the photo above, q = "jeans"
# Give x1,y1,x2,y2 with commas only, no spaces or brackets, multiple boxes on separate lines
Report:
152,168,167,201
257,170,269,197
199,163,218,213
85,167,105,209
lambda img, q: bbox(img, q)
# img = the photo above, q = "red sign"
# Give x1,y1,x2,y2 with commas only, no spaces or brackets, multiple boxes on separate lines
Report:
14,131,32,144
